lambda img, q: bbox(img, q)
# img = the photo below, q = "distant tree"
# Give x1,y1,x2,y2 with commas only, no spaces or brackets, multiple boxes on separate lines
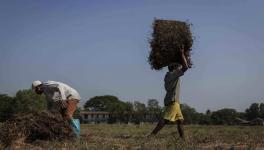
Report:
180,103,199,124
197,110,212,125
123,102,134,123
73,107,82,120
259,103,264,118
211,108,238,125
109,101,128,123
198,113,211,125
0,89,46,121
83,95,128,123
13,89,46,113
147,99,161,112
133,101,147,124
0,94,14,121
84,95,122,111
134,101,147,112
206,109,211,115
124,102,134,112
147,99,162,122
245,103,260,120
237,112,247,120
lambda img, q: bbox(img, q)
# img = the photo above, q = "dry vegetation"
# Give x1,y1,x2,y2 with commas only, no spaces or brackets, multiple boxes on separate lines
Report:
1,124,264,150
149,19,193,70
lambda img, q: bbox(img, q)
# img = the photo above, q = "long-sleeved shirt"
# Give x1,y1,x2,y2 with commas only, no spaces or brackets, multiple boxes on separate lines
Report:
42,81,81,110
164,68,184,106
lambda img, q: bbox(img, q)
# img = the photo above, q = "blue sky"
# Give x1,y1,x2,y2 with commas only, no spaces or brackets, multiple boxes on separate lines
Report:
0,0,263,112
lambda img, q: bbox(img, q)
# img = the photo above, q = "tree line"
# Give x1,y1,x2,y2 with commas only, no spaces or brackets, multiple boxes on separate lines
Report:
0,89,263,125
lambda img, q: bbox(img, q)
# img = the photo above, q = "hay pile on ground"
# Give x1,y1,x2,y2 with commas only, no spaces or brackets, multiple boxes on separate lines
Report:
149,19,193,70
0,110,75,147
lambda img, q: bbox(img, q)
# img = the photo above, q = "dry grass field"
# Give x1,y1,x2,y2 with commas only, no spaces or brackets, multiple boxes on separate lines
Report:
1,124,264,150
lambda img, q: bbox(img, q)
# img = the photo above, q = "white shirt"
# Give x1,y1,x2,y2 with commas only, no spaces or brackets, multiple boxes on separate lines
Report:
42,81,81,102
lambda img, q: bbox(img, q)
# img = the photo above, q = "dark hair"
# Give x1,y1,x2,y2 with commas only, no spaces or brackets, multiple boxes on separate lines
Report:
168,65,175,71
168,63,182,72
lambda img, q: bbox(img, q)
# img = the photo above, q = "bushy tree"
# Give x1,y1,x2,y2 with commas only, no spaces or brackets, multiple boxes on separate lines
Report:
122,102,134,123
206,109,211,115
13,89,46,113
132,101,147,124
0,94,14,121
73,107,82,120
259,103,264,118
134,101,146,112
84,95,122,111
147,99,162,122
180,103,199,124
245,102,264,120
211,108,238,125
198,109,212,125
245,103,260,120
0,89,46,122
84,95,129,123
147,99,160,111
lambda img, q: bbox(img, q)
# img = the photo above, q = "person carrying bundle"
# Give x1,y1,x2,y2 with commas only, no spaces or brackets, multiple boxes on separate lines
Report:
149,45,191,139
31,80,81,137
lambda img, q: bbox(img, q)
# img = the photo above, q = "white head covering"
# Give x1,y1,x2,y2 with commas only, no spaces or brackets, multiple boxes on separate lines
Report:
32,80,42,91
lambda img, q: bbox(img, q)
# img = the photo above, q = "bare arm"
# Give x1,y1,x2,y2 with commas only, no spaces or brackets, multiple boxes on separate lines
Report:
179,45,189,71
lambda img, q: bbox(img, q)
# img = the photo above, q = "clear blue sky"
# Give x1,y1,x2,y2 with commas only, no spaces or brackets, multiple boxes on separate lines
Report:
0,0,263,112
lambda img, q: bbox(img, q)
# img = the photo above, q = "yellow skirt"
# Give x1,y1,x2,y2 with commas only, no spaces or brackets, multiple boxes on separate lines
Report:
163,101,184,122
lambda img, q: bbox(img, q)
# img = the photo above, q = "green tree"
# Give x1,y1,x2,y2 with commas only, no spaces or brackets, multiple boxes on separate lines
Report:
259,103,264,118
198,113,211,125
73,107,82,120
123,102,134,123
84,95,122,111
13,89,46,113
211,108,238,125
83,95,128,123
147,99,162,122
0,94,14,121
237,112,246,120
206,109,211,115
134,101,146,112
180,103,199,124
198,109,212,125
124,102,134,112
147,99,161,112
245,103,260,120
133,101,147,124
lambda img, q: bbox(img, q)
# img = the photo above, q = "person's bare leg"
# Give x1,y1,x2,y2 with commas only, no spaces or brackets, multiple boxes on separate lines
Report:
151,119,168,135
66,99,81,137
176,120,184,139
65,99,79,120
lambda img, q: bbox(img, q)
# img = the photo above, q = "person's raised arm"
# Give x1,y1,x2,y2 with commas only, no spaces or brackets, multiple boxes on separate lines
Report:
179,45,189,72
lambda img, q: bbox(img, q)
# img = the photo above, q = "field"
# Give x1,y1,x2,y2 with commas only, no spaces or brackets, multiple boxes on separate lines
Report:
1,124,264,150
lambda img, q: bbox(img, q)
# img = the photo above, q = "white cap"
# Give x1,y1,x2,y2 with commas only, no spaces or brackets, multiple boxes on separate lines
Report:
32,80,42,91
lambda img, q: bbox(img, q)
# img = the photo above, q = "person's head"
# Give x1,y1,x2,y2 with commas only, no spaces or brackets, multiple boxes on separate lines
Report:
168,63,182,72
32,80,43,94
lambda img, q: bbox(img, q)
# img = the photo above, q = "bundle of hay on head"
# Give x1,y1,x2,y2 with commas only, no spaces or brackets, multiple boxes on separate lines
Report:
148,19,193,70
